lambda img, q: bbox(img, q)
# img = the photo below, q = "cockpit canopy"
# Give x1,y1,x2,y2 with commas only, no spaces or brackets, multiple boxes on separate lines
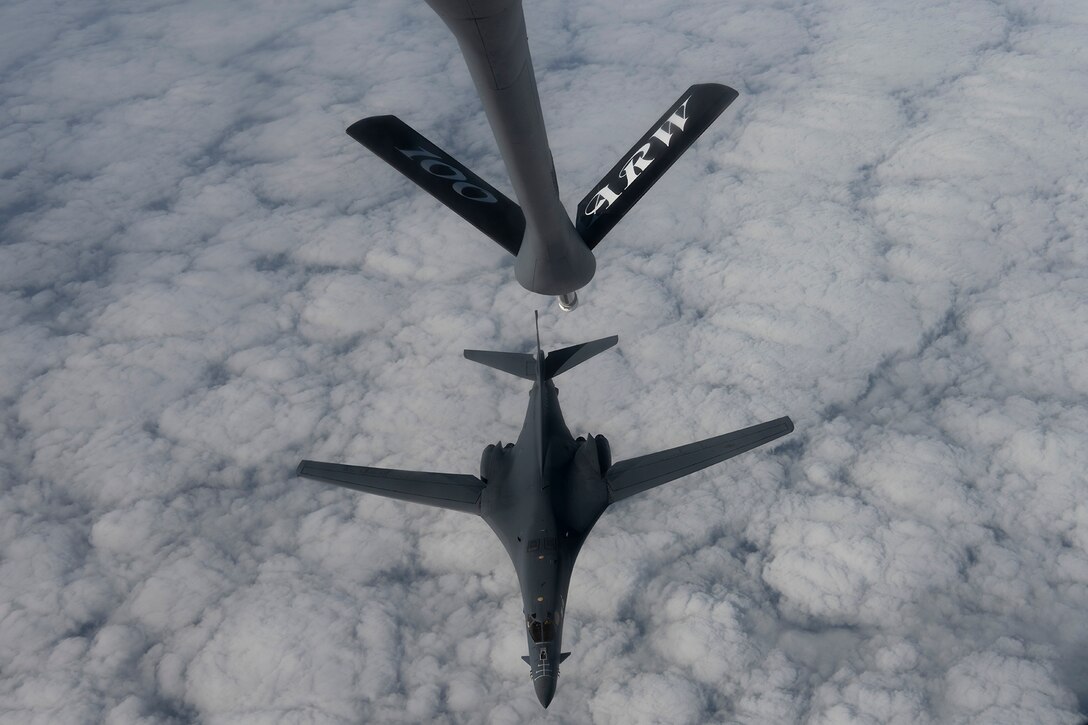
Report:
527,615,555,643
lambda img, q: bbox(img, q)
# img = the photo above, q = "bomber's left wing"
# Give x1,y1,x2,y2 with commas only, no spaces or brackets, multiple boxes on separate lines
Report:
605,417,793,504
297,460,485,514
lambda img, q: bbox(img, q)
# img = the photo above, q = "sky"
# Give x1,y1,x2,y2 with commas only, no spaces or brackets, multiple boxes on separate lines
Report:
1,0,1086,722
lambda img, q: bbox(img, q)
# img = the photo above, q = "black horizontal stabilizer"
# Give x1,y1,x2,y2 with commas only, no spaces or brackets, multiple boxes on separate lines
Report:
576,83,739,249
347,115,525,255
464,349,536,380
545,336,618,379
297,460,484,514
605,416,793,503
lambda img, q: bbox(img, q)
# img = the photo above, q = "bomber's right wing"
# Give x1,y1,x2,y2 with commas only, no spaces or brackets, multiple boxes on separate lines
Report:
605,417,793,504
297,460,485,514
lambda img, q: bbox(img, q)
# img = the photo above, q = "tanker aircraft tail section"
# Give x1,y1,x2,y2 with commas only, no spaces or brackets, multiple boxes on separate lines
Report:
605,416,794,503
576,83,739,249
347,115,525,255
343,0,744,306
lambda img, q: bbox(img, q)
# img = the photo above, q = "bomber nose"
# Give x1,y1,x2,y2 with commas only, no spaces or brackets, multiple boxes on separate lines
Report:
533,675,556,708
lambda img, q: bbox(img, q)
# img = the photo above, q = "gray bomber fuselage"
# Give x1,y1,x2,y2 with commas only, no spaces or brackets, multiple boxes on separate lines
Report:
424,0,595,296
296,330,794,708
477,350,608,705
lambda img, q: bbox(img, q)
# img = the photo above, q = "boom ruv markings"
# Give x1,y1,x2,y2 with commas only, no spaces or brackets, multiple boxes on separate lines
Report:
348,0,738,310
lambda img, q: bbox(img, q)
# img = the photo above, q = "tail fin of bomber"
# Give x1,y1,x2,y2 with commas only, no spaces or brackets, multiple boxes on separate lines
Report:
464,337,617,380
545,335,617,379
463,349,536,380
347,115,525,256
465,315,617,381
575,83,739,249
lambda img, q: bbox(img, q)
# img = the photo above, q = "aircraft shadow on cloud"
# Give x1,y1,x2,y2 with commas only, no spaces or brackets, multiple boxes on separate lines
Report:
348,0,739,311
297,316,793,708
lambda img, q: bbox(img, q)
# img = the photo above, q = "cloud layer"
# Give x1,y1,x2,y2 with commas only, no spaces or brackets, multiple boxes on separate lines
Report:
2,0,1086,722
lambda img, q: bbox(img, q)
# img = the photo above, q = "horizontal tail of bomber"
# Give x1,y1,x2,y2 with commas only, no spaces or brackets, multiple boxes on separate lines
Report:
465,324,617,381
347,115,525,256
544,336,617,378
576,83,739,249
463,349,537,380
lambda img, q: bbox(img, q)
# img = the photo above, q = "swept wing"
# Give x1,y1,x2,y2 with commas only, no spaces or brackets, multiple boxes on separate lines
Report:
297,460,485,514
605,416,793,503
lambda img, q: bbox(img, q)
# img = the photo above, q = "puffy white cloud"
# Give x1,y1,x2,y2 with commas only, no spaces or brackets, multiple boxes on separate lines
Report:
2,0,1087,721
941,648,1080,725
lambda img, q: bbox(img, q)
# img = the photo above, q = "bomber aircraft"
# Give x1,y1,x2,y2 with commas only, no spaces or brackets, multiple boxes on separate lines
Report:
297,318,793,707
348,0,739,310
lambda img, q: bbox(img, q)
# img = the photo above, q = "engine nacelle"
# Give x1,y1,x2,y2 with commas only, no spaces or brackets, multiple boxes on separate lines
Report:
572,434,611,478
593,435,611,475
480,442,512,482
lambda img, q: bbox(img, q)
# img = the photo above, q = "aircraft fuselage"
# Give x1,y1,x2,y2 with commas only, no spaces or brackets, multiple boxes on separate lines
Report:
477,352,609,706
297,331,793,708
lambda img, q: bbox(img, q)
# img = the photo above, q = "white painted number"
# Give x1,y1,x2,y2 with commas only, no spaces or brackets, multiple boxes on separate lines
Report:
397,146,497,203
